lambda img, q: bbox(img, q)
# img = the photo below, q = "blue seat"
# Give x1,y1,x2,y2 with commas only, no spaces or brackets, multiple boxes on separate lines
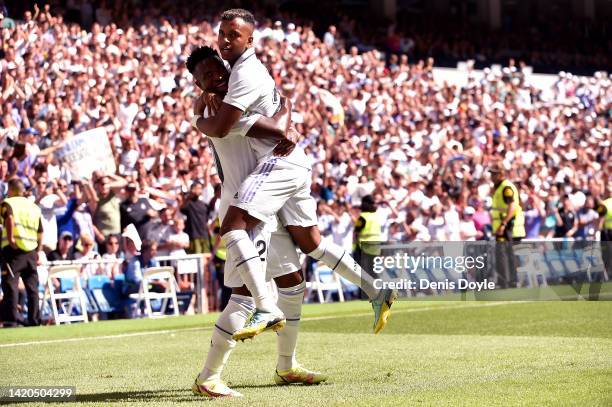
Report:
88,275,124,315
88,275,110,290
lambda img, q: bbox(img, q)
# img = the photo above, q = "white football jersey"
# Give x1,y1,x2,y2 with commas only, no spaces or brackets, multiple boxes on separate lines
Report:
224,47,309,167
204,107,259,199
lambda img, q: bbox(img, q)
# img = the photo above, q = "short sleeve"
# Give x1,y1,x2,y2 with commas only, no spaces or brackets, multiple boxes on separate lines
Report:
223,69,260,112
502,186,514,203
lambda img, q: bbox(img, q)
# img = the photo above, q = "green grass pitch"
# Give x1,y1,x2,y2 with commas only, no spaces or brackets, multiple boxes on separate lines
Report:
1,300,611,406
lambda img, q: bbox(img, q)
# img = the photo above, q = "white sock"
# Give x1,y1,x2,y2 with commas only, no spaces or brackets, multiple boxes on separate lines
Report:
308,240,379,299
198,294,254,382
276,281,305,371
222,230,276,312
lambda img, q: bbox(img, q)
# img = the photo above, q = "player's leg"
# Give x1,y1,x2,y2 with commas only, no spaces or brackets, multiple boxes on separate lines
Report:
286,225,380,299
227,157,310,338
268,230,327,385
281,183,397,334
193,286,251,398
220,205,279,313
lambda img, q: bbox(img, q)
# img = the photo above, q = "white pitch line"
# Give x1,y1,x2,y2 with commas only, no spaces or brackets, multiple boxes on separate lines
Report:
0,301,523,349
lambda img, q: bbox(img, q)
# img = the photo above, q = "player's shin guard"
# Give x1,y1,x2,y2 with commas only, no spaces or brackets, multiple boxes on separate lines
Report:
308,240,378,299
199,294,254,382
222,230,276,312
276,281,305,371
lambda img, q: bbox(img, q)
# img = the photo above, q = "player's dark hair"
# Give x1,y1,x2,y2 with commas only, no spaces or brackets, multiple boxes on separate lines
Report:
221,8,255,26
185,46,220,74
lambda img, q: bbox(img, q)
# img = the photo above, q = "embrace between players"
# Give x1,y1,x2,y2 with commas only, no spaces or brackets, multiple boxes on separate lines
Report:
185,9,397,397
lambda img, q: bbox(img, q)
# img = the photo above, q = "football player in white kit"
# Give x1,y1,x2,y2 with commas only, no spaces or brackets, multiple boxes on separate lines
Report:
192,9,396,341
187,46,326,398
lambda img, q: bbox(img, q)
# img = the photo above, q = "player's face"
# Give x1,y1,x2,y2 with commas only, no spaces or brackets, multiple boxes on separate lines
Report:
194,59,229,95
218,18,253,63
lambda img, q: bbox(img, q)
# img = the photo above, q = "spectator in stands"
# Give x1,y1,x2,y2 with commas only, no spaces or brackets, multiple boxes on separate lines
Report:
575,196,599,240
48,231,78,261
180,181,211,254
554,195,578,238
56,181,83,243
119,182,157,236
144,206,174,255
166,216,190,257
101,234,122,278
459,207,480,241
523,192,546,239
75,234,103,277
89,174,126,247
35,178,66,252
123,240,164,301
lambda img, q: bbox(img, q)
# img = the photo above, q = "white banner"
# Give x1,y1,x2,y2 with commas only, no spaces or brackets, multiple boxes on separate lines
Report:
55,127,116,179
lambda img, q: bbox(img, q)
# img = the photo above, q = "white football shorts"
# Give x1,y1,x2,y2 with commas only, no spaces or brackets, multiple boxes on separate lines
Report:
232,155,318,229
219,195,302,288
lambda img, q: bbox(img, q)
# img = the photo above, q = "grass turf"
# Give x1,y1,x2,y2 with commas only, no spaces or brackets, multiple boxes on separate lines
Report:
1,300,611,406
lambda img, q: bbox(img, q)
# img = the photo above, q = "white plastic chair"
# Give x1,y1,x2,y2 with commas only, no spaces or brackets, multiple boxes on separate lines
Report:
307,264,345,303
514,244,548,288
42,265,89,325
131,267,179,318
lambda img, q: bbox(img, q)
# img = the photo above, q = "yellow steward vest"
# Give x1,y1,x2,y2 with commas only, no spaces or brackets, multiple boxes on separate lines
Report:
603,198,612,230
1,196,41,251
491,180,525,238
358,211,382,255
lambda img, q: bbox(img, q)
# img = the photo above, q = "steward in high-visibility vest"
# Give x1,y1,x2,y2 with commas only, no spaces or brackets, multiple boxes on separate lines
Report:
354,195,383,256
596,196,612,279
488,163,522,289
1,197,41,251
1,178,43,327
597,197,612,237
489,164,525,241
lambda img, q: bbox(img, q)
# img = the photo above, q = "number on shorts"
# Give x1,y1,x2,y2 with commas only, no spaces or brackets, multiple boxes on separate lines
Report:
256,240,267,262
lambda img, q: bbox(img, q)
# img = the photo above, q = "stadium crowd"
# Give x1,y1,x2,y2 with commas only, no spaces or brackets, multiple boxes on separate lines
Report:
0,3,610,314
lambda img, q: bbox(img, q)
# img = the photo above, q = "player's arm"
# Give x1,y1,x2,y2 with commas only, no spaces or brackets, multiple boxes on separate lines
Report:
193,102,243,138
244,97,291,140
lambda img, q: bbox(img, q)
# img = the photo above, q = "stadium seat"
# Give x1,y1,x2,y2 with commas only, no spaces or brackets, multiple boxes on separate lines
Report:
87,275,123,317
41,265,89,325
338,276,360,300
131,267,180,318
307,264,345,303
514,244,548,288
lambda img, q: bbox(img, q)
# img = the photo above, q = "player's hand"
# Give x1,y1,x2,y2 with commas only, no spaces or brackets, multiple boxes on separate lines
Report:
273,126,299,157
193,94,206,116
202,92,222,115
273,97,293,134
